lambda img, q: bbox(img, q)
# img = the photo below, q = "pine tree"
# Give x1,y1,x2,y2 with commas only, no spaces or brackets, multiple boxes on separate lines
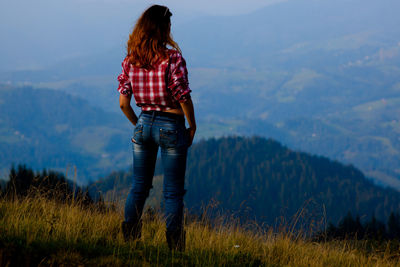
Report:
364,213,386,240
6,164,35,197
387,212,400,240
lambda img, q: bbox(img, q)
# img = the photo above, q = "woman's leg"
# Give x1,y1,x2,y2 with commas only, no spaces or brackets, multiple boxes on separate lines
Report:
161,146,187,232
123,122,158,240
124,142,158,223
159,124,188,250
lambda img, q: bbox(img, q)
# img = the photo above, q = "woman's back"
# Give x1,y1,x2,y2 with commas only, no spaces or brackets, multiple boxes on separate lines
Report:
118,49,191,112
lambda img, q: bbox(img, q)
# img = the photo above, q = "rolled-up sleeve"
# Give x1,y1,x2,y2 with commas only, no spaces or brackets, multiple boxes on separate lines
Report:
167,51,192,103
117,57,132,96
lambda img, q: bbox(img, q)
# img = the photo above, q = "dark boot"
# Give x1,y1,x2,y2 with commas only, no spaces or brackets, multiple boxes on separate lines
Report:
121,220,142,242
166,229,185,251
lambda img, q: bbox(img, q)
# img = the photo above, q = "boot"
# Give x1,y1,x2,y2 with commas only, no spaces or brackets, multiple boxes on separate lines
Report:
121,220,142,242
166,229,185,252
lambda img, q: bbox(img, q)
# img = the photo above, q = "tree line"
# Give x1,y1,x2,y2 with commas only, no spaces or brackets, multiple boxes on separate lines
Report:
1,164,104,209
314,211,400,241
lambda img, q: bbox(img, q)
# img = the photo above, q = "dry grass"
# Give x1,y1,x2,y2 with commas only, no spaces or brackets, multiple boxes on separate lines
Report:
1,193,399,266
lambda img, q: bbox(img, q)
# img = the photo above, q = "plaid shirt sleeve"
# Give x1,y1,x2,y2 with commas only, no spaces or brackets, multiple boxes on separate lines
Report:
117,57,132,96
168,51,192,103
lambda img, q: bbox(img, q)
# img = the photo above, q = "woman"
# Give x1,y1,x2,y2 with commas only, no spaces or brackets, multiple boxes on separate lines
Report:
117,5,196,251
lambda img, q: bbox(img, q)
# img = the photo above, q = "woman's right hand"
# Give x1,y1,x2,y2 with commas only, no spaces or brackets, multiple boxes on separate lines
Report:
179,98,196,147
186,127,196,147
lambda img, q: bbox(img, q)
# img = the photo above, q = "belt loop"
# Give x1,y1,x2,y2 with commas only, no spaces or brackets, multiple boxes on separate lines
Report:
151,111,156,122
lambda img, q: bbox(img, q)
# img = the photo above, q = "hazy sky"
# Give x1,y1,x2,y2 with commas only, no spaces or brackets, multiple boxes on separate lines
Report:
132,0,287,15
0,0,287,70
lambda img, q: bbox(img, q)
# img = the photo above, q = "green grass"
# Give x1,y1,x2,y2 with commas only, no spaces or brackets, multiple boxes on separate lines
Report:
1,193,400,266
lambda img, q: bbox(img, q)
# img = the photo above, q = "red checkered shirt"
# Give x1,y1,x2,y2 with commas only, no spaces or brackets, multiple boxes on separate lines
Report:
117,49,192,111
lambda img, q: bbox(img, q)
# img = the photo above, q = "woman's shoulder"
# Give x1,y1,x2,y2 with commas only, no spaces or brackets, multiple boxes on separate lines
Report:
122,55,142,69
121,56,132,71
166,49,187,66
167,48,183,58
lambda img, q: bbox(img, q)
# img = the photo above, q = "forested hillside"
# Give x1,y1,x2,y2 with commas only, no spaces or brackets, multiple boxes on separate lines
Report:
92,136,400,227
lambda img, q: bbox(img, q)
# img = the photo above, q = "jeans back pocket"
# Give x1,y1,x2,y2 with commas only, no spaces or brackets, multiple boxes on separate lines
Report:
132,124,144,144
160,128,182,148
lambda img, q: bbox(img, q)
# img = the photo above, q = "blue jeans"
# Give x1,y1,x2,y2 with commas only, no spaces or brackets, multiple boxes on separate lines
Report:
124,111,188,233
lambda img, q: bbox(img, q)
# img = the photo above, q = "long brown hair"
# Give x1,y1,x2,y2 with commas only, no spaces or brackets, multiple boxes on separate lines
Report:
127,5,181,69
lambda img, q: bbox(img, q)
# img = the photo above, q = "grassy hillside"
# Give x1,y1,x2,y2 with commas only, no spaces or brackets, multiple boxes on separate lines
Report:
1,194,400,266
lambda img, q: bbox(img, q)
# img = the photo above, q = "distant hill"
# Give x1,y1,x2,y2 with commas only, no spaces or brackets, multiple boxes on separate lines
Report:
0,85,132,182
177,0,400,189
91,136,400,227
